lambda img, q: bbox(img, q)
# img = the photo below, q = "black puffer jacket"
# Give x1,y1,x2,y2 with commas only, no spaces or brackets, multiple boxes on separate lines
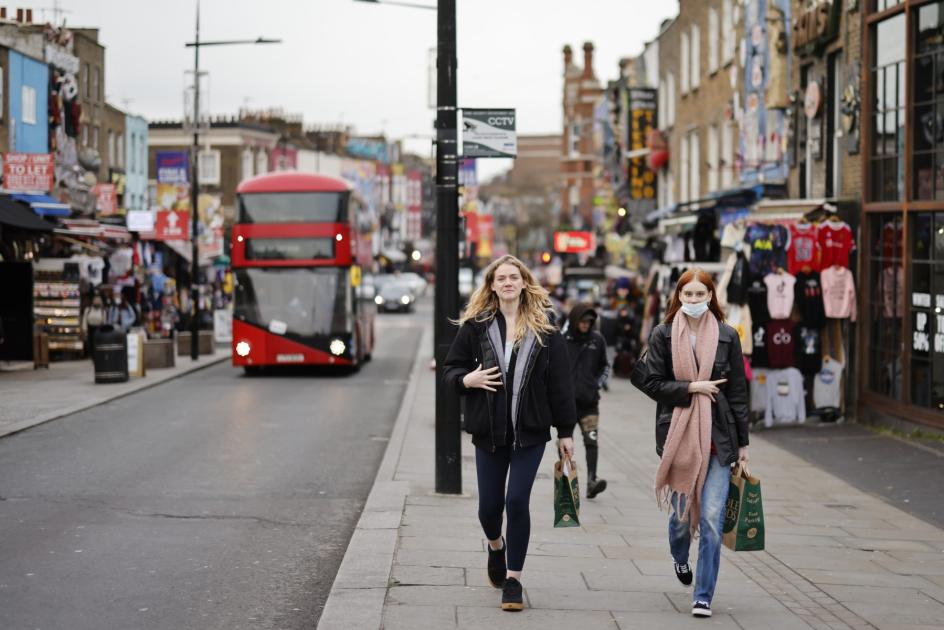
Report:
640,320,750,466
442,314,577,451
565,304,609,413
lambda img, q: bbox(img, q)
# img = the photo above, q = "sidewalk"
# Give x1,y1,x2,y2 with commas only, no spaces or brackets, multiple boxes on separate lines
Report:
0,348,229,438
320,329,944,630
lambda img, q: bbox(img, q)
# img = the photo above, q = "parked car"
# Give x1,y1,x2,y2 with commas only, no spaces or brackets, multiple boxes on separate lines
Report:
375,281,416,313
398,272,428,297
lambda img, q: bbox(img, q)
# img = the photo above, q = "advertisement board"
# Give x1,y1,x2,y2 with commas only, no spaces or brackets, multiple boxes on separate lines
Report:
155,151,190,184
3,153,54,192
554,231,596,254
461,109,517,158
154,210,190,240
627,89,658,216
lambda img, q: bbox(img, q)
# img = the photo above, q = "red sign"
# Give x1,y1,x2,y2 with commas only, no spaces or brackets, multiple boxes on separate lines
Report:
3,153,54,192
154,210,190,241
94,183,117,216
554,231,596,253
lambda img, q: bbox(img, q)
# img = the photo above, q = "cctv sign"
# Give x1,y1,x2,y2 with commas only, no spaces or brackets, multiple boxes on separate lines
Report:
461,109,517,158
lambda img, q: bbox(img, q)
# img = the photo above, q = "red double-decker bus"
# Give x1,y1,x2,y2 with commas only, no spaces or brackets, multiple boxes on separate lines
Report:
231,172,376,372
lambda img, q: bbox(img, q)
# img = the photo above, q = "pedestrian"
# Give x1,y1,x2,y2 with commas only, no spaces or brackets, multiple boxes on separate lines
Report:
564,302,610,498
81,294,107,355
638,268,750,618
109,291,137,333
442,254,577,613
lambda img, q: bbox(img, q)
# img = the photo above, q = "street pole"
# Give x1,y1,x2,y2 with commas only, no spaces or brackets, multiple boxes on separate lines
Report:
434,0,461,494
190,0,201,361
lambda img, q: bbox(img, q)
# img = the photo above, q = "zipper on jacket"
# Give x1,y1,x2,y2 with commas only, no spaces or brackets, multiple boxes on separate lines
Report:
512,339,543,449
482,326,500,453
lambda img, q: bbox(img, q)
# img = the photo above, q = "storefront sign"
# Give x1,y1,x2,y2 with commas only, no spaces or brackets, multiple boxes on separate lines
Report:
3,153,54,192
792,1,840,53
914,311,930,356
628,89,658,211
94,183,117,216
154,210,190,240
213,309,232,343
126,210,155,232
156,151,190,184
461,109,517,158
553,231,596,254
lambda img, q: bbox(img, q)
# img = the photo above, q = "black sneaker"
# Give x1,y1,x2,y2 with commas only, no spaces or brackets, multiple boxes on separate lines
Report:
487,538,506,588
587,478,608,499
692,600,711,617
500,577,524,611
674,561,693,586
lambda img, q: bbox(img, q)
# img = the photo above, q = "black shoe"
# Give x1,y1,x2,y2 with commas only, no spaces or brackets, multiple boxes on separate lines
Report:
692,600,711,617
674,561,693,586
487,538,506,588
587,478,608,499
501,577,524,611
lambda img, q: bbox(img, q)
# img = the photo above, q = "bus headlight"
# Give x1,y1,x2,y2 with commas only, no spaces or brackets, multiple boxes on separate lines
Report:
329,339,346,356
400,295,411,305
235,341,251,357
374,295,384,305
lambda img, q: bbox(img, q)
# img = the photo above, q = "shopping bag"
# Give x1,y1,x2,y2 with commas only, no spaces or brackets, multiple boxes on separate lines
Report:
553,457,581,528
723,463,765,551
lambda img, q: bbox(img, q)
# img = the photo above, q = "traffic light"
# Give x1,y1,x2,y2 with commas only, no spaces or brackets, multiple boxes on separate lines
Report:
541,251,552,264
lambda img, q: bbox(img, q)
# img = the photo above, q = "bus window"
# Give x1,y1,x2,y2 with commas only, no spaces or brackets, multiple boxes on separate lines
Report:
238,191,349,223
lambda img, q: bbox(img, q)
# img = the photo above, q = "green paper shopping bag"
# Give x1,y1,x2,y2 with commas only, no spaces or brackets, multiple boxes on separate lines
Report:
553,457,580,528
723,463,765,551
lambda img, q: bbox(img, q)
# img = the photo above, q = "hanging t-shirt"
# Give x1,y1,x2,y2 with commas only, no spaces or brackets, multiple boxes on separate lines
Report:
766,319,796,369
744,223,790,275
788,223,821,274
796,326,823,374
750,368,768,412
764,367,806,427
726,251,750,306
726,304,753,355
747,279,771,324
764,272,797,319
821,265,857,321
880,265,905,319
813,357,844,409
721,222,747,251
818,220,854,268
794,271,826,327
751,321,770,367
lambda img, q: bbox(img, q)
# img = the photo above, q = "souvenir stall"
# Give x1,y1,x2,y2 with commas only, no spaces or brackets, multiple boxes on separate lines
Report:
715,202,856,426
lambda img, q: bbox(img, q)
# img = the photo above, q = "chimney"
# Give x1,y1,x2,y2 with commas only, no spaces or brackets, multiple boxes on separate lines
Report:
562,44,573,68
582,42,595,79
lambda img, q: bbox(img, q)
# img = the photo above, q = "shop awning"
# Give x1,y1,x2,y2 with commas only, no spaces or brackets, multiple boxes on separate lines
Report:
12,193,71,217
54,218,132,241
0,195,54,232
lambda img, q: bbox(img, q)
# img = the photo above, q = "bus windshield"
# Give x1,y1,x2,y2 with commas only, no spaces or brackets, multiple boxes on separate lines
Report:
234,268,350,337
238,191,349,223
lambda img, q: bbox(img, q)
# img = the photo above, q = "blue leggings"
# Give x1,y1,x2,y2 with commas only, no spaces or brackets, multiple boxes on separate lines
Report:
475,443,545,572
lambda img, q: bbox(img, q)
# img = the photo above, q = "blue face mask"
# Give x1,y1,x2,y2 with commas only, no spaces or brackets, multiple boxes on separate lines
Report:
681,301,710,318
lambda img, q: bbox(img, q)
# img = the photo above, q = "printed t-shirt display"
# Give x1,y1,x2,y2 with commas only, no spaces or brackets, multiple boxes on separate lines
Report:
796,326,823,374
794,271,826,327
766,319,796,369
764,367,806,426
787,222,821,274
747,279,771,324
743,223,789,275
821,266,857,321
726,304,753,354
818,220,854,268
751,321,770,367
764,271,796,319
813,357,844,409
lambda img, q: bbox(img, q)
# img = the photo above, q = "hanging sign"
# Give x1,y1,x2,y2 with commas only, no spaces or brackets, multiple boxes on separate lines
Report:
154,210,190,240
461,109,517,158
3,153,54,192
553,231,596,254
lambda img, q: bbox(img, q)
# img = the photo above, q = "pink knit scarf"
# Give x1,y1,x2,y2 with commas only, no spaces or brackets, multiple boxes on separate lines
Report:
654,311,719,531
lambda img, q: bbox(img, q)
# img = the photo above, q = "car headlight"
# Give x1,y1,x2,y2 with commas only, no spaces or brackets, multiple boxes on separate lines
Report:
329,339,346,356
375,295,384,305
400,295,411,305
235,341,251,357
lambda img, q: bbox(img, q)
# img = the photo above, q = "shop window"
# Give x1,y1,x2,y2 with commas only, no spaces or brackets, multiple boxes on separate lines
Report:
868,213,904,399
722,0,734,64
666,73,676,126
908,212,944,410
912,1,944,201
873,0,903,12
681,32,690,95
691,24,701,90
708,8,719,74
689,129,700,201
869,13,906,202
83,63,89,99
21,85,36,124
708,124,719,192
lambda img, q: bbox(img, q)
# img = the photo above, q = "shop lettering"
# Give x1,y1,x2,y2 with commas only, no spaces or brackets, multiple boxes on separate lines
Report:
486,116,514,126
792,1,834,51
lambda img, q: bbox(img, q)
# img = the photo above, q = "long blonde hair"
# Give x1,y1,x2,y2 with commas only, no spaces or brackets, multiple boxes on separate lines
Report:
456,255,557,345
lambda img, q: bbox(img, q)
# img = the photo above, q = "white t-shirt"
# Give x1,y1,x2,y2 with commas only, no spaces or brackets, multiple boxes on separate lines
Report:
503,340,513,370
813,357,844,409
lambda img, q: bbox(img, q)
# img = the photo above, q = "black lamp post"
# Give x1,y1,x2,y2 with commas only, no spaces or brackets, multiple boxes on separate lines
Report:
355,0,461,494
184,0,280,360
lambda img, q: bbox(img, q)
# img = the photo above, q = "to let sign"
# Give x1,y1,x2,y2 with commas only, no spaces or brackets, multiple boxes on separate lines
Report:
154,210,190,241
94,183,117,216
554,231,596,254
3,153,54,192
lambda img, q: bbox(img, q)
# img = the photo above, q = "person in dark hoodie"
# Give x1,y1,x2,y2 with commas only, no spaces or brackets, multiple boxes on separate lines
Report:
565,303,611,498
443,255,577,612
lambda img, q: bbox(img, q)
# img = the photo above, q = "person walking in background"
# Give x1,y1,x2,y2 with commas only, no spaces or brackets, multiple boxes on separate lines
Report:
81,294,107,355
564,302,610,498
443,255,577,612
637,268,750,618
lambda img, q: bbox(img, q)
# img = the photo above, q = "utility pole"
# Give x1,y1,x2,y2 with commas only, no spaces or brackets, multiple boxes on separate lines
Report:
433,0,461,494
189,0,201,361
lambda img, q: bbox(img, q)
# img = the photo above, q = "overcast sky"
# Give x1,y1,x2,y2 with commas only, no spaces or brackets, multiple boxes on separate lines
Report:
53,0,678,179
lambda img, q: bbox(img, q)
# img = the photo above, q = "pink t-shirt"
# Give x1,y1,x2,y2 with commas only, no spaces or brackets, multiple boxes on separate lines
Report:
764,272,797,320
821,265,857,321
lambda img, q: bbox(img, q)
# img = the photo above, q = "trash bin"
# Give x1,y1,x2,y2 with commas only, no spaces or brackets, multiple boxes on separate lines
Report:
93,325,129,383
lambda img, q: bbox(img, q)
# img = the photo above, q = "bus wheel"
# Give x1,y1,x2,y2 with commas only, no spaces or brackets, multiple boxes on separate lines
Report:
243,366,261,376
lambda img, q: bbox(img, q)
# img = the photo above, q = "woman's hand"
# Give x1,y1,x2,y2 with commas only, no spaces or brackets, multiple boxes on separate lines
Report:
559,437,575,461
687,379,727,401
462,365,502,391
738,446,749,464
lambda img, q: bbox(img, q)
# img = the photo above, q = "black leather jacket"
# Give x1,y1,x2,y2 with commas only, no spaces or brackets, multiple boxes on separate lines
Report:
640,320,750,466
442,315,577,451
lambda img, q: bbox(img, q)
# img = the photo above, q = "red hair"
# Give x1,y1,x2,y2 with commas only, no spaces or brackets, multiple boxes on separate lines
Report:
662,268,726,324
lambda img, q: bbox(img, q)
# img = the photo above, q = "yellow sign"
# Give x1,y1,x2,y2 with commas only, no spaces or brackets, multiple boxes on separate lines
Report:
351,265,362,287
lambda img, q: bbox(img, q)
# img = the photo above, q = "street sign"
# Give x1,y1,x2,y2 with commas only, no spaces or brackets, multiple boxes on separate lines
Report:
154,210,190,240
554,231,596,254
461,109,517,158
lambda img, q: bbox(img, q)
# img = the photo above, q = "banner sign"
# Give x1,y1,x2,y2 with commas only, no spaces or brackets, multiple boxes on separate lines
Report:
3,153,54,192
156,151,190,184
154,210,189,240
461,109,517,158
627,89,657,214
554,231,596,254
94,183,117,216
126,210,155,232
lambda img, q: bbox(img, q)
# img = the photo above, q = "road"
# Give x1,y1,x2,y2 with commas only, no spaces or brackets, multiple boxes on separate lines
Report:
0,301,428,630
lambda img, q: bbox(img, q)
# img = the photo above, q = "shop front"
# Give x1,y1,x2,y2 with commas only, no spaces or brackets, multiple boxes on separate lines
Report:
860,0,944,431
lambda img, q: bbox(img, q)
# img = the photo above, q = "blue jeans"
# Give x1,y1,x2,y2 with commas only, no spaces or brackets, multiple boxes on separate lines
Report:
667,455,730,604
